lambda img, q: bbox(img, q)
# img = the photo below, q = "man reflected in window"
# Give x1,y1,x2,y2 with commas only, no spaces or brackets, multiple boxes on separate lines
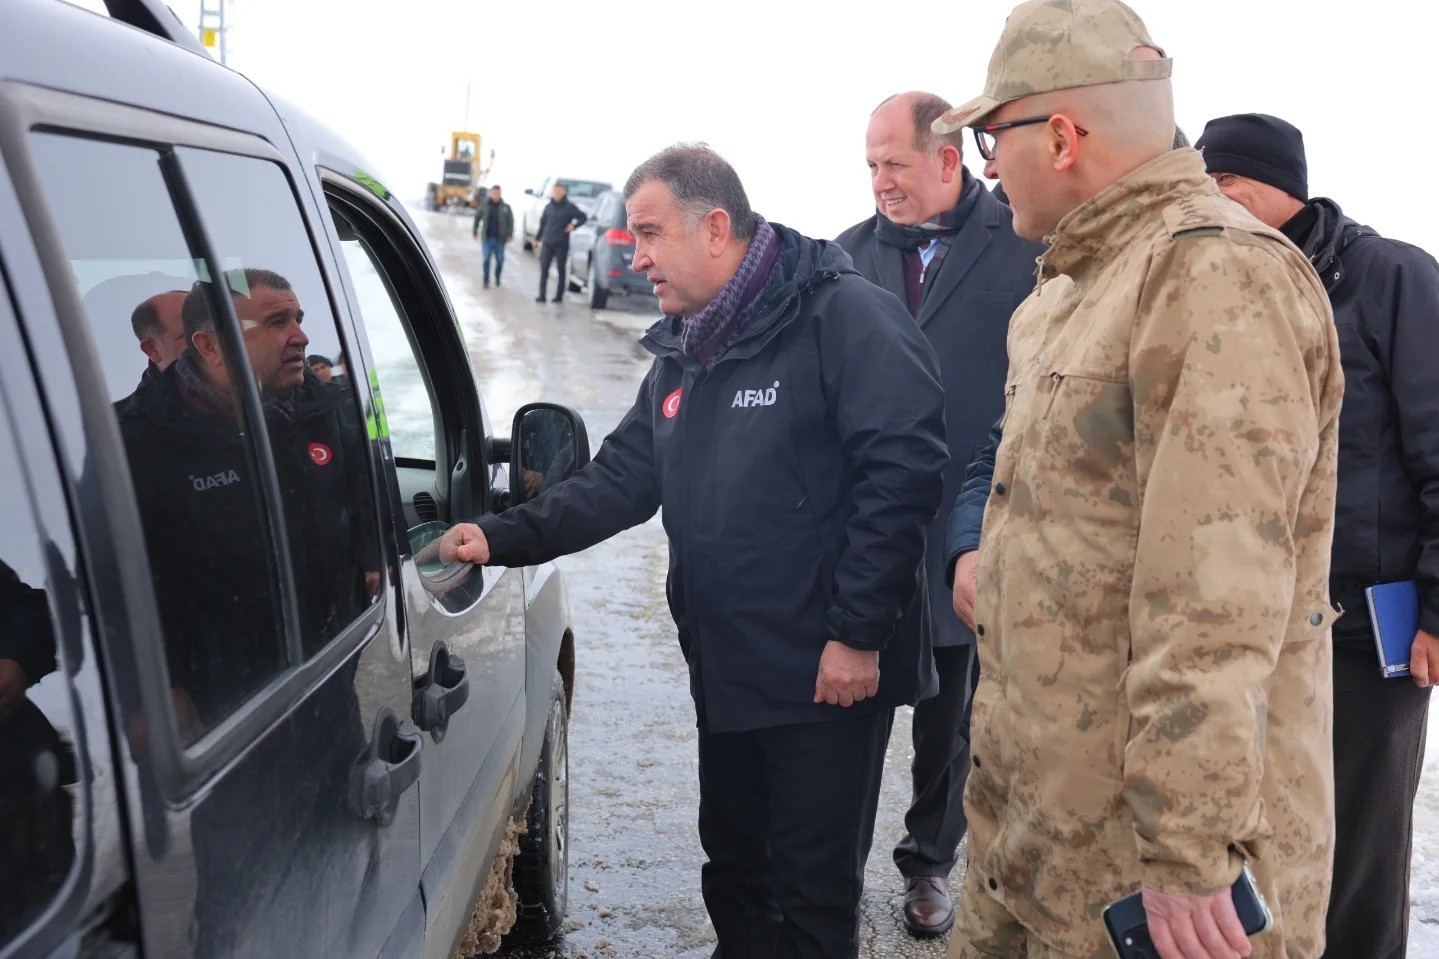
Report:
117,268,378,739
114,290,188,415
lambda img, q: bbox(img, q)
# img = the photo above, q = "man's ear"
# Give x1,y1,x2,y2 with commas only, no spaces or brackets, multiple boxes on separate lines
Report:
1048,114,1085,173
139,337,162,366
706,208,733,255
938,144,963,183
191,329,225,369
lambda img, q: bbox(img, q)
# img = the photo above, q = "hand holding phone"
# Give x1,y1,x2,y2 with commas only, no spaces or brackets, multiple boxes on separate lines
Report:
1103,864,1272,959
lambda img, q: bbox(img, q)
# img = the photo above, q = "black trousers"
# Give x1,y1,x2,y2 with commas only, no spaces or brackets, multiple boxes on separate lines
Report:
697,710,892,959
1321,643,1432,959
538,240,568,300
894,642,977,879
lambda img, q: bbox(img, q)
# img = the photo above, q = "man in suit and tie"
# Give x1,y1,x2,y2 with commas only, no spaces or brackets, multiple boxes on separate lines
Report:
836,90,1042,939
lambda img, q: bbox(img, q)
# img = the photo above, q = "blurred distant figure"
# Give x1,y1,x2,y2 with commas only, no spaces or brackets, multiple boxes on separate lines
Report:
534,182,587,304
472,184,514,289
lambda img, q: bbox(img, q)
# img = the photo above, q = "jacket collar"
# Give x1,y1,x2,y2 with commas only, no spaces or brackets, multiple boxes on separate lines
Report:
640,223,852,370
1291,196,1376,292
915,183,1007,327
1041,148,1212,283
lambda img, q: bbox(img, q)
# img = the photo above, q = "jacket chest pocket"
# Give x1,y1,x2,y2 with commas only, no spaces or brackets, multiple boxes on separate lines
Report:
781,340,846,527
1020,370,1137,520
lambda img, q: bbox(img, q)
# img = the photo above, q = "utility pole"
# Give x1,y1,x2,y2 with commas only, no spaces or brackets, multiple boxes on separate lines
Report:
198,0,228,65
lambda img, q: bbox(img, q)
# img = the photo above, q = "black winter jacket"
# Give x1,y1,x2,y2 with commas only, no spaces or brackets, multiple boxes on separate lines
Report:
1295,199,1439,638
836,181,1040,647
472,199,515,240
536,197,587,247
477,225,949,732
118,363,378,724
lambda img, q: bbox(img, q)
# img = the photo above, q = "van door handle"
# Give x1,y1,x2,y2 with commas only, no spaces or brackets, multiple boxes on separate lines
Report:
349,706,422,826
413,643,470,739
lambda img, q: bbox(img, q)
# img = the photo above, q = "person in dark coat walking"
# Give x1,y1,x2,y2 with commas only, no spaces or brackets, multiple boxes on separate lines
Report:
1197,112,1439,959
441,144,948,959
834,91,1040,938
534,182,587,303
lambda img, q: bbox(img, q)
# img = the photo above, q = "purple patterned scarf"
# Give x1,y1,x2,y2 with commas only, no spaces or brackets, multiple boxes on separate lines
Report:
681,216,782,370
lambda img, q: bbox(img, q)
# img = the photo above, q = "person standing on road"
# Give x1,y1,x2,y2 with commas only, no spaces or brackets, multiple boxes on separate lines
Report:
834,90,1040,939
441,143,948,959
934,2,1344,957
1196,112,1439,959
535,181,586,303
472,184,514,289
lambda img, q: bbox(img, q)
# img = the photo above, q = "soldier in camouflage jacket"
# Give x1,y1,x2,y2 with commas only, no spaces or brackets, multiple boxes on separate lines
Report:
934,2,1343,957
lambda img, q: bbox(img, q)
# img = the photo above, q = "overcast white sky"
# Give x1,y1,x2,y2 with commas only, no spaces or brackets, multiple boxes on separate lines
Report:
71,0,1439,250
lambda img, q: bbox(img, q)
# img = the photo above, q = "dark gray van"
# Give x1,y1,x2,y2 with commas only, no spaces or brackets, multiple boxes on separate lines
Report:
0,2,586,957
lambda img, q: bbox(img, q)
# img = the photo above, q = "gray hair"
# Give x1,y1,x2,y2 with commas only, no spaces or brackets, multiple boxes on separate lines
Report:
182,267,293,341
623,144,757,242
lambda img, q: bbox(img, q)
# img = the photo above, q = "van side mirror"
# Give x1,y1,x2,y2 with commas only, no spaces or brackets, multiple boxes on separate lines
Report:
509,403,591,507
524,188,536,197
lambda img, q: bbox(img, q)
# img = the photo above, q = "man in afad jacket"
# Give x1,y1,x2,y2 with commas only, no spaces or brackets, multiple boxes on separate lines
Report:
933,2,1343,958
1198,112,1439,959
441,144,948,958
836,89,1040,939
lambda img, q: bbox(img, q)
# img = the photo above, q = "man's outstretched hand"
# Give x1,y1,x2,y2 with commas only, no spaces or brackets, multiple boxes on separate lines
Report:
439,523,490,565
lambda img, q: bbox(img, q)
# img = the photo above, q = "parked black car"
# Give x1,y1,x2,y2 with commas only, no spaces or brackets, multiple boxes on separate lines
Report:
565,189,653,309
0,2,587,958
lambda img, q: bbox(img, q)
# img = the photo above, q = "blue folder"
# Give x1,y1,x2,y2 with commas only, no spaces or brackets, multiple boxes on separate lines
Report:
1365,581,1421,679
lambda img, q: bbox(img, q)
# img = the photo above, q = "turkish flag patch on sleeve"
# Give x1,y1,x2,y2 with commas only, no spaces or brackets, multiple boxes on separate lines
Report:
308,442,334,466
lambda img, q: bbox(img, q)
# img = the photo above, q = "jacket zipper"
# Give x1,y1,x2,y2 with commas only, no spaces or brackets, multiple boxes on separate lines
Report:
679,368,707,693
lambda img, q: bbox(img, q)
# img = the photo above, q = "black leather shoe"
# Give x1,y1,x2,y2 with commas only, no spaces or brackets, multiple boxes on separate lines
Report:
903,876,955,937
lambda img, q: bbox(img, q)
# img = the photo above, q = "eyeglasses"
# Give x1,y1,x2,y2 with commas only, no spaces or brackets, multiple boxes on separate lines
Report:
972,116,1089,161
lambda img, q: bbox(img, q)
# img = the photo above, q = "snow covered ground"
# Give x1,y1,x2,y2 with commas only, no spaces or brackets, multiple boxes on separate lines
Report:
1410,703,1439,953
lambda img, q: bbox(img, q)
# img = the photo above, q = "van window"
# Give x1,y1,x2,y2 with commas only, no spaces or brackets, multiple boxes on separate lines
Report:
28,133,380,742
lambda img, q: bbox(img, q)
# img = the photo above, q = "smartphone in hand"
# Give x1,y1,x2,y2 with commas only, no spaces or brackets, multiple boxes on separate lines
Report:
1102,864,1273,958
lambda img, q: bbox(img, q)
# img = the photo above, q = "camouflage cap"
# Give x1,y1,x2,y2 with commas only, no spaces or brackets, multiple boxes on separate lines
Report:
933,0,1170,134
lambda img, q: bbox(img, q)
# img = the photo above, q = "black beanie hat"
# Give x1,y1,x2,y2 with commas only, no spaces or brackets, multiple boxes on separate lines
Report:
1196,113,1309,201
